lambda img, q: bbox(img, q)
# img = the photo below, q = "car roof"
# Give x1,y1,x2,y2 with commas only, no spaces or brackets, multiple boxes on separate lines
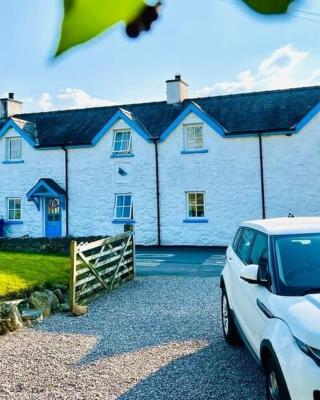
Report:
241,217,320,235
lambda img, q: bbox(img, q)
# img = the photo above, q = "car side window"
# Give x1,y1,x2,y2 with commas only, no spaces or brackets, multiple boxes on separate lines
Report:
232,228,242,251
237,228,255,264
248,233,268,266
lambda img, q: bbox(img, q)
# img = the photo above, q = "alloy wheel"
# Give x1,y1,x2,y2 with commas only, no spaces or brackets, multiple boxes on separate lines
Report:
222,294,229,335
268,371,280,400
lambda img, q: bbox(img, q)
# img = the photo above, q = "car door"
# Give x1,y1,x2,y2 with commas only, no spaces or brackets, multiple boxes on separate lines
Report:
238,232,271,356
226,228,255,329
227,227,255,334
225,227,242,309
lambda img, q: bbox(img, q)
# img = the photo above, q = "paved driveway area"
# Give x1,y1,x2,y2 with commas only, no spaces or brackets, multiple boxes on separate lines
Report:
0,248,265,399
136,246,226,277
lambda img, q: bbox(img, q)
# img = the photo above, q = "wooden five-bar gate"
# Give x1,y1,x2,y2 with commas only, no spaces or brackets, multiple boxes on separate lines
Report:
69,225,135,309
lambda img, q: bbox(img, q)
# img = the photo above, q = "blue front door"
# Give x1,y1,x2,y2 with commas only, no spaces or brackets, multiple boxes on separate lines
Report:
45,197,62,237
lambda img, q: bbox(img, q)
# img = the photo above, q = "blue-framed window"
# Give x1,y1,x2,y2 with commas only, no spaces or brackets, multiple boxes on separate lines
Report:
6,137,22,161
184,124,204,151
114,193,133,220
7,197,22,220
112,130,132,155
187,192,205,218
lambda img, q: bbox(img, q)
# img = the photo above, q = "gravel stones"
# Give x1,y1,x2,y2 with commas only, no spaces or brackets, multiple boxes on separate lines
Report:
0,278,265,399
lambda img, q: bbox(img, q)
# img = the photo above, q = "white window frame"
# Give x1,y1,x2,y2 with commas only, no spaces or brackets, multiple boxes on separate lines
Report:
114,193,133,220
7,198,22,221
112,129,132,155
183,124,204,151
186,192,205,219
6,137,22,161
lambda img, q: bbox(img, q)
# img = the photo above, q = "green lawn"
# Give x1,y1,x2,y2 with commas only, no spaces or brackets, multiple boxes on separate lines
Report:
0,252,70,298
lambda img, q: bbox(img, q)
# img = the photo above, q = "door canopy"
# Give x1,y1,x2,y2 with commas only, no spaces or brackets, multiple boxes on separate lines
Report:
26,178,66,210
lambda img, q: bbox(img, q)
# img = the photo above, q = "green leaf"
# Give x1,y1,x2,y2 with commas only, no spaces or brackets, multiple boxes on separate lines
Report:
56,0,145,56
242,0,294,14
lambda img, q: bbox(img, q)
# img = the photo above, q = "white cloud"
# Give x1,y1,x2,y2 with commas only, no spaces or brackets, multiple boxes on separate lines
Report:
258,45,308,76
301,68,320,86
57,88,117,109
38,92,53,111
36,88,117,111
195,44,320,97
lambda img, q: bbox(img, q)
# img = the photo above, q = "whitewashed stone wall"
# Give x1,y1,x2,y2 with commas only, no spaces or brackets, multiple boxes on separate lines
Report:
1,110,320,246
0,127,65,237
158,112,262,246
263,113,320,218
68,119,158,245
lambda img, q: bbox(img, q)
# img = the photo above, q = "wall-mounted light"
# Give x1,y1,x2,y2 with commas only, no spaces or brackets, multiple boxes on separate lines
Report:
118,167,127,176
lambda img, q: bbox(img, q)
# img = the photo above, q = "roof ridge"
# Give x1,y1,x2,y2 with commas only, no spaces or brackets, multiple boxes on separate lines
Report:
17,99,168,117
17,85,320,117
189,85,320,102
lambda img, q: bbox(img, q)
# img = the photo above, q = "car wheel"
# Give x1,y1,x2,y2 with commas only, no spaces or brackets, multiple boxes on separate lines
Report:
221,289,241,345
265,357,291,400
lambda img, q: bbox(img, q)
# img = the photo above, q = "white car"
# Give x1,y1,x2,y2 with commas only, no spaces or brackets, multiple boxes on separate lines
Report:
220,217,320,400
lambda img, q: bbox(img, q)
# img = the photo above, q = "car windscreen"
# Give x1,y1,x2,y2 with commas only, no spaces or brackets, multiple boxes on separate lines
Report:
273,233,320,296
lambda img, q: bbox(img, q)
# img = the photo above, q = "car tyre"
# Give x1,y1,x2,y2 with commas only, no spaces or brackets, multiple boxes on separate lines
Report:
221,289,241,345
265,356,291,400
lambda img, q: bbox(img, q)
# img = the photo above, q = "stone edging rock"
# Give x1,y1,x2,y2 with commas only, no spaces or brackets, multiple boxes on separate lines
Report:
0,285,70,335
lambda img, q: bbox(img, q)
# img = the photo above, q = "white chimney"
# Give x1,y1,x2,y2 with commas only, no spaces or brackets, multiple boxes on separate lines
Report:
166,74,188,104
0,93,23,119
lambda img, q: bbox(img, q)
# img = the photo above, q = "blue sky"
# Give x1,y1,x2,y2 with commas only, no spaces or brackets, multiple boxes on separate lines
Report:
1,0,320,112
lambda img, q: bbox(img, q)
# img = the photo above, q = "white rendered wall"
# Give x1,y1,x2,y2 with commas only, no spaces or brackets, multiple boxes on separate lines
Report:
2,111,320,246
158,112,262,246
262,114,320,218
0,128,65,237
67,119,158,245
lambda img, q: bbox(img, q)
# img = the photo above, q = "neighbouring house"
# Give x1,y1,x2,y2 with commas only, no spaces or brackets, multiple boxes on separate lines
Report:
1,76,320,246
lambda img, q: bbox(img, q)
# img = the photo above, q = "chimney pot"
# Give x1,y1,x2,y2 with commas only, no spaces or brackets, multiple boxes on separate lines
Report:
175,74,181,80
8,92,14,100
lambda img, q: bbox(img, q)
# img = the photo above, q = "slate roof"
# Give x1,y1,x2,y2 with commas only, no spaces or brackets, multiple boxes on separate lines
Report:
41,178,66,195
29,178,66,196
6,85,320,147
0,120,7,131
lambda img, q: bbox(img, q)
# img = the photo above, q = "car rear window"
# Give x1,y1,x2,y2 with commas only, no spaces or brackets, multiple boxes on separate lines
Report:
232,228,242,250
237,228,255,264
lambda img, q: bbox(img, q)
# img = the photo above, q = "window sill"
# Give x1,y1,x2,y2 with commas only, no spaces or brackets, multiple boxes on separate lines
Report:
2,160,24,164
183,219,208,224
180,149,208,154
110,153,134,158
4,220,23,225
112,219,136,224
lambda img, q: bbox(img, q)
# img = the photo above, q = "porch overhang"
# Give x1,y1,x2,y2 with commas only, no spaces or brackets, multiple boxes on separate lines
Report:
26,178,66,210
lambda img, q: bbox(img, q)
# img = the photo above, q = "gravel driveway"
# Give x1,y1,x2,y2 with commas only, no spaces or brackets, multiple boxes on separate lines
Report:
0,277,265,399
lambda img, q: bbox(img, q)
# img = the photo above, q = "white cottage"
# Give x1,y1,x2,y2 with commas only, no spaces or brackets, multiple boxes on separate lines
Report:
1,76,320,246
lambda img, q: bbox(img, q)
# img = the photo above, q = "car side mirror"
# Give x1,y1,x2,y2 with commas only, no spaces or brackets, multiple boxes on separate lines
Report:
240,264,259,284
